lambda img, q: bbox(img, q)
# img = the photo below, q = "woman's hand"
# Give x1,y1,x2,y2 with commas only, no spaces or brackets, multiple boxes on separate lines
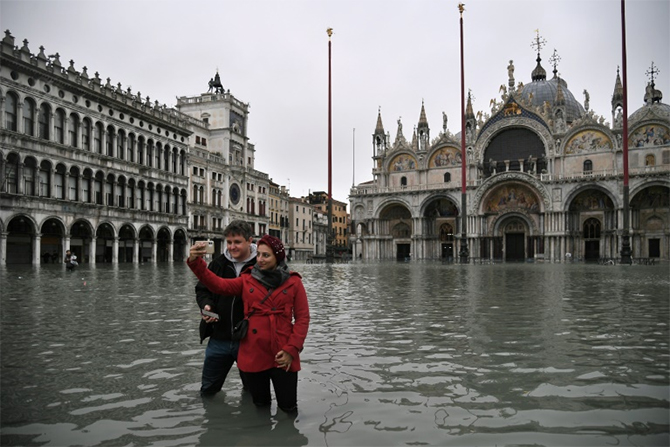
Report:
275,350,293,371
188,241,208,263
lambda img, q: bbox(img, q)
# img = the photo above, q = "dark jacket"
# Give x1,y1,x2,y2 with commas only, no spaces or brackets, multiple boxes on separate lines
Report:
196,248,257,343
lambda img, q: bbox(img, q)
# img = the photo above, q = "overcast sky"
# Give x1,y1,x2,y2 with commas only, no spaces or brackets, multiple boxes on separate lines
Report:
2,0,668,203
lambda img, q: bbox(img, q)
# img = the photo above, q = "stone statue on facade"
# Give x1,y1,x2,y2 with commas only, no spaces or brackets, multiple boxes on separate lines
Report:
583,89,590,111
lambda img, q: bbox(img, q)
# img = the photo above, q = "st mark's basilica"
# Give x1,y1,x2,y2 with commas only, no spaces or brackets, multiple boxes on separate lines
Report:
349,39,669,263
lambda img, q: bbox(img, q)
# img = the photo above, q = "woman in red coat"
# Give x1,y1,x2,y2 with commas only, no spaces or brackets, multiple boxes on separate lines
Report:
188,235,309,412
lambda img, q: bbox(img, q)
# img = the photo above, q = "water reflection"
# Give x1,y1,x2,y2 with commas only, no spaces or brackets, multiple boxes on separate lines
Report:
1,262,668,446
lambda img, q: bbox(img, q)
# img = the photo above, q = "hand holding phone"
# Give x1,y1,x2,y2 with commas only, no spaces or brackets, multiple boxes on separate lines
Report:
201,309,219,320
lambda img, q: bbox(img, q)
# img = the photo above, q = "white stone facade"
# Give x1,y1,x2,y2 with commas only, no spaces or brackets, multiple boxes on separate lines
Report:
351,57,669,263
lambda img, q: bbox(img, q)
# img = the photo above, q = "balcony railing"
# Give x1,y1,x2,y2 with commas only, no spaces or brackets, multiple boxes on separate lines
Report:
351,165,669,196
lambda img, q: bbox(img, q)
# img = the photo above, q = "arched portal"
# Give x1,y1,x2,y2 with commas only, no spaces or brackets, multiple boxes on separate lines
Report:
139,226,155,262
40,218,64,264
630,185,669,259
497,216,530,262
71,220,93,263
379,203,412,260
6,215,35,264
423,197,459,260
118,224,136,263
157,227,171,262
174,229,187,262
96,223,115,263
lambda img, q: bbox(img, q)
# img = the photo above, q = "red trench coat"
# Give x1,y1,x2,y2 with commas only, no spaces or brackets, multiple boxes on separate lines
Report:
188,257,309,373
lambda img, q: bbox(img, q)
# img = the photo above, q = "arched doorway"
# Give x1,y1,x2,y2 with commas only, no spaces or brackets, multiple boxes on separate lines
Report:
118,224,136,263
157,227,170,262
379,203,412,260
96,223,115,263
174,229,187,262
139,226,154,262
630,185,669,259
439,223,455,260
423,197,458,260
71,220,93,263
583,218,601,262
6,215,35,264
495,216,530,262
40,218,64,264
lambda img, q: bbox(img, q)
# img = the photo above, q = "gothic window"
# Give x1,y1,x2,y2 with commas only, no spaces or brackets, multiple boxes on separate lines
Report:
39,160,51,197
23,98,35,136
54,109,65,144
117,130,125,160
82,118,91,150
645,154,655,166
4,92,17,131
401,176,407,186
583,218,601,239
444,172,451,182
94,122,103,153
4,153,19,193
106,125,115,156
82,169,92,203
68,167,79,201
69,113,79,147
583,159,593,174
54,164,66,199
128,134,135,162
38,103,50,139
23,157,37,196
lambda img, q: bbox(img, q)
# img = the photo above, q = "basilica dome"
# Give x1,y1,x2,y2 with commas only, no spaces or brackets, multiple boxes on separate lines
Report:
629,82,669,125
517,57,585,123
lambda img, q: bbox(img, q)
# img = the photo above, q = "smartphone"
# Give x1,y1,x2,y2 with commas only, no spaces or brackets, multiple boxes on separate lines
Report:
205,240,215,254
201,309,219,320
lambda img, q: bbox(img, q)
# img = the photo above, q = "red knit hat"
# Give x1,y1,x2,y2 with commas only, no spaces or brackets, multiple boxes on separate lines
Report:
258,235,286,263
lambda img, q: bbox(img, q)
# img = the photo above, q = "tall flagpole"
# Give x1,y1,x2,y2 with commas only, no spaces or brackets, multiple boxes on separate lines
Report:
326,27,334,263
458,3,469,263
620,0,631,264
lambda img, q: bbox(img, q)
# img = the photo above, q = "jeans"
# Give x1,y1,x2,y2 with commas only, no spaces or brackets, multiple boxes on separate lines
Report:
244,368,298,412
200,338,245,395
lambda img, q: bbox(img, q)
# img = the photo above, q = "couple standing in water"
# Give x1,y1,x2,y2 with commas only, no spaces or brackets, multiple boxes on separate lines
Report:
188,220,309,413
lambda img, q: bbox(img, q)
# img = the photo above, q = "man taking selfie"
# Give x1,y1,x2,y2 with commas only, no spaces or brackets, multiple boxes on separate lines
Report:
195,220,257,396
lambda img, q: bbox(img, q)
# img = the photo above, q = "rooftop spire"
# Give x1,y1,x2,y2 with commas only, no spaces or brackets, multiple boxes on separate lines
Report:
549,48,561,79
374,106,385,135
418,100,428,128
466,90,475,119
611,66,624,108
530,30,547,81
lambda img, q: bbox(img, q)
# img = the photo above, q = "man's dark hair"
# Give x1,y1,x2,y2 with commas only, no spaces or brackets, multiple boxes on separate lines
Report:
223,220,253,240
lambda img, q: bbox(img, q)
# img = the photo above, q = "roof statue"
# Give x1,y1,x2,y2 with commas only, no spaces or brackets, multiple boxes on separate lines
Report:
208,70,224,94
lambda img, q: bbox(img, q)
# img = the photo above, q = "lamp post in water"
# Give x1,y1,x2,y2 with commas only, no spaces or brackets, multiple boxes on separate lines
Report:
458,3,469,263
619,0,632,264
326,27,334,263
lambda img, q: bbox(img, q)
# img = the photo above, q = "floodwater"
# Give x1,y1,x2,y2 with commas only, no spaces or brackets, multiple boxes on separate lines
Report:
1,261,668,447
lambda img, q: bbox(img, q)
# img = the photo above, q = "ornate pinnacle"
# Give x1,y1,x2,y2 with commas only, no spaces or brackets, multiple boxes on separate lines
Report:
549,48,561,77
531,29,546,58
458,3,465,16
646,61,660,86
326,28,333,38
